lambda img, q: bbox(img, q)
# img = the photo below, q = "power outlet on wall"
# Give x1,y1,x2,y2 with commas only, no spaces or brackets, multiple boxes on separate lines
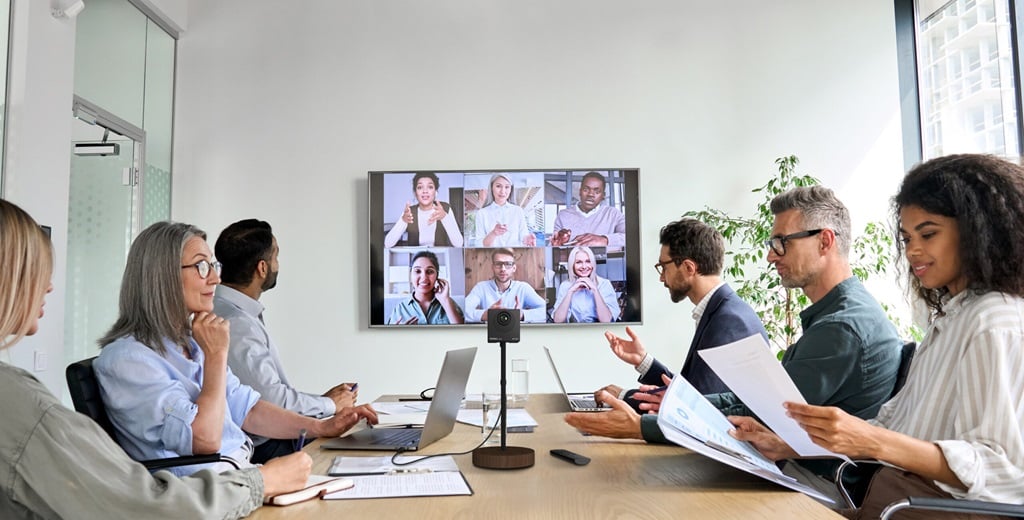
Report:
33,351,48,372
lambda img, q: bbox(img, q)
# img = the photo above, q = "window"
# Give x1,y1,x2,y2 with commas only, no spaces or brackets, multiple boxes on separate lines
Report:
896,0,1023,163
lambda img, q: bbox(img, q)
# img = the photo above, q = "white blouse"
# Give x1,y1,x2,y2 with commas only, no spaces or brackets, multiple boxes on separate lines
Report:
871,291,1024,503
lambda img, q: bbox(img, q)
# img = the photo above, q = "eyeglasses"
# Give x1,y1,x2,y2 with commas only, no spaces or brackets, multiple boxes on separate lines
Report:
181,260,222,279
492,261,515,269
654,258,682,275
763,229,828,256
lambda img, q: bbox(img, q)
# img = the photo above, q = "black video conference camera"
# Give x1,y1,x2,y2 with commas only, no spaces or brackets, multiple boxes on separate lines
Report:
487,308,521,343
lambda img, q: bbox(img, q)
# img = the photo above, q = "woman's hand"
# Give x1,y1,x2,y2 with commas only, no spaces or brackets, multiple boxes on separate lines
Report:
427,201,447,224
435,278,452,301
490,223,508,237
578,278,596,292
728,416,798,461
191,312,230,360
259,451,313,499
401,201,414,224
784,402,883,459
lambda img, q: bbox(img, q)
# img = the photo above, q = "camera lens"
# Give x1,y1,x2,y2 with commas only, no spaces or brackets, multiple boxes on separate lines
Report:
497,311,511,326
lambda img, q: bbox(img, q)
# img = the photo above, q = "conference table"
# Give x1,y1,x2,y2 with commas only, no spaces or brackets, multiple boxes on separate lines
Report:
250,394,841,519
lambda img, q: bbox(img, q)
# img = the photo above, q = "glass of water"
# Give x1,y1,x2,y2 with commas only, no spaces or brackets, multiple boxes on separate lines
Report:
511,358,529,403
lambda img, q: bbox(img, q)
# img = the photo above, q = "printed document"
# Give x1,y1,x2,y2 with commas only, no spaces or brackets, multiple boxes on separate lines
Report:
698,334,850,461
657,374,836,504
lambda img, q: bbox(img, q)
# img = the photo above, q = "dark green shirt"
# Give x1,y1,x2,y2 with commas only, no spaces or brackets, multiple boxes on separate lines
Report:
642,277,902,456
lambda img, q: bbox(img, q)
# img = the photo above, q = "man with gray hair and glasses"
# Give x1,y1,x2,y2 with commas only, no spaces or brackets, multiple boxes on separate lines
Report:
568,186,901,500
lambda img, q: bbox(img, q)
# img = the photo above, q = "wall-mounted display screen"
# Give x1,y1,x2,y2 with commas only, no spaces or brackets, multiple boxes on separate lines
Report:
369,169,642,327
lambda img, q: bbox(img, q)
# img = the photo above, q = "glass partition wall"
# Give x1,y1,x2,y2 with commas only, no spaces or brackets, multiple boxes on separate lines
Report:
0,0,12,193
64,0,175,366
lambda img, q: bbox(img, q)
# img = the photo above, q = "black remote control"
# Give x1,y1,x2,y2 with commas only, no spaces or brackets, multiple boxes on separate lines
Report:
550,449,591,466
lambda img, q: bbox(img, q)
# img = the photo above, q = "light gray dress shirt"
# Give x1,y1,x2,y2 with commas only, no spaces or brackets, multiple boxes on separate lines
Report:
214,286,336,429
464,279,548,323
0,362,263,519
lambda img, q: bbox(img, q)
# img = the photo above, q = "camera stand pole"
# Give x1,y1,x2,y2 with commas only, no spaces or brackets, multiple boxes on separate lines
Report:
472,339,535,469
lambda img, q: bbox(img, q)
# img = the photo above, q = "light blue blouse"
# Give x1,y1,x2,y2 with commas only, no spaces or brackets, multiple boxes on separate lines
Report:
95,335,261,477
553,276,620,322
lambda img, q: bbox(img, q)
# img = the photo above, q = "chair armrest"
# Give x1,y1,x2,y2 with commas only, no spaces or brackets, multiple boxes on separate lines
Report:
141,453,241,471
881,497,1024,520
834,459,883,509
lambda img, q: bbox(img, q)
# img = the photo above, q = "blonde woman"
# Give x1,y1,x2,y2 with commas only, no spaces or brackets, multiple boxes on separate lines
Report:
475,173,537,247
0,199,311,518
552,246,619,323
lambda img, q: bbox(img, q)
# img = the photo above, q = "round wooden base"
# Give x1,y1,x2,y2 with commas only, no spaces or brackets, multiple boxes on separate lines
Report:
472,446,535,470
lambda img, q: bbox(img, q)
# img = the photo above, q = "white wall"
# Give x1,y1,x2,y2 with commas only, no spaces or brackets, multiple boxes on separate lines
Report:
2,0,77,395
169,0,906,400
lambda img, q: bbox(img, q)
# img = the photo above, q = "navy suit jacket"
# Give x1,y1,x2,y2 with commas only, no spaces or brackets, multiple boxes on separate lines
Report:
625,284,767,412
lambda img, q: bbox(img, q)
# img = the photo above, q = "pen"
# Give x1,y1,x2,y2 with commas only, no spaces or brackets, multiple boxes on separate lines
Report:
350,383,358,392
294,428,307,453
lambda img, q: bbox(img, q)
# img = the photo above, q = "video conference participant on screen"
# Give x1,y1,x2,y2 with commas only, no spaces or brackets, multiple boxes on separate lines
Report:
551,245,620,323
474,173,537,247
551,171,626,248
465,248,547,323
388,250,464,325
213,219,359,463
0,200,311,519
94,221,377,478
384,172,464,248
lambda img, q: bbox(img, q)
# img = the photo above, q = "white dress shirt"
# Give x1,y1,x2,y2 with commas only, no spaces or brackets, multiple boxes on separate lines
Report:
214,286,336,426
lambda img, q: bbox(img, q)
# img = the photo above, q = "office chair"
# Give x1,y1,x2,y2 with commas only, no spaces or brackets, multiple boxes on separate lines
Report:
833,342,1024,519
66,357,240,471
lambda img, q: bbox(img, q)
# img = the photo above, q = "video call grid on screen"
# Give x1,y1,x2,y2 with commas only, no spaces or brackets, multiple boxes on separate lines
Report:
369,169,642,327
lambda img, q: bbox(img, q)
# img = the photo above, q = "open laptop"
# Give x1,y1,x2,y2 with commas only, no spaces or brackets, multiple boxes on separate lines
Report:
543,346,609,412
321,346,477,451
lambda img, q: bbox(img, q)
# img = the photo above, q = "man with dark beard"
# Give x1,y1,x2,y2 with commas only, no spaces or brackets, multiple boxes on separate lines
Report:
585,218,767,414
213,219,357,462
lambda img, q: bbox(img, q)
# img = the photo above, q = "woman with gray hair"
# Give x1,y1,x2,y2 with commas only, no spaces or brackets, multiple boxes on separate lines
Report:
475,173,537,247
0,200,311,518
95,221,377,478
551,246,620,323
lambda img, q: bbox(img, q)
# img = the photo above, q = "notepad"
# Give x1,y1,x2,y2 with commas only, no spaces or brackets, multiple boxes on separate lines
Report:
323,455,471,499
264,475,354,506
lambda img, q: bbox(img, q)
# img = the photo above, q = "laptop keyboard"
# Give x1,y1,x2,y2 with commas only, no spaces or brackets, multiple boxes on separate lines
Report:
573,398,600,409
372,428,422,446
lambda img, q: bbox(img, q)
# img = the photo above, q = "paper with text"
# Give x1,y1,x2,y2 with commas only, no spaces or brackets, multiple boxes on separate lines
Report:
328,455,460,476
698,334,850,461
657,374,835,504
322,471,472,499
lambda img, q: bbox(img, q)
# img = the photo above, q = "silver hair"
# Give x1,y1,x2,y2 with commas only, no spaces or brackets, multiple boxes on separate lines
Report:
769,186,852,257
483,173,517,207
98,221,206,354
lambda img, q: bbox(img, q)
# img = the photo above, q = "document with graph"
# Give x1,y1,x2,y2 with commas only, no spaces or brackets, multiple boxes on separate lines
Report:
656,374,836,504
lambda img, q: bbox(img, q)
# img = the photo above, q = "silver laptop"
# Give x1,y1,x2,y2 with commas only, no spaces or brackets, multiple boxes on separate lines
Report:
543,346,608,412
321,347,477,451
